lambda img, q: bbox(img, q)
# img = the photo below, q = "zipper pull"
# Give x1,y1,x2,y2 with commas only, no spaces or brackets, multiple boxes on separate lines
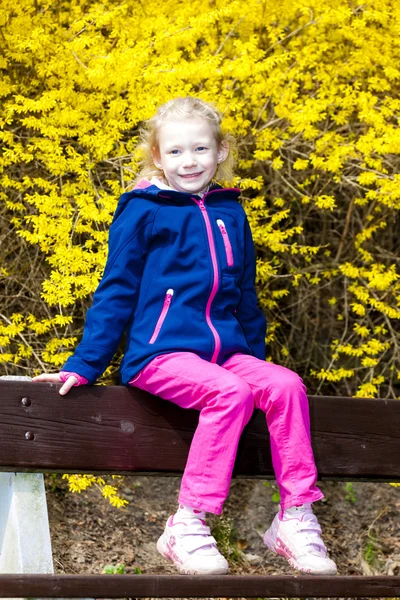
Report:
217,219,226,233
199,199,206,211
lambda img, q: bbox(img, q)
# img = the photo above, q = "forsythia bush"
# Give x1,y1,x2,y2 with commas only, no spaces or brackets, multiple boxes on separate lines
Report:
1,0,400,402
62,474,128,508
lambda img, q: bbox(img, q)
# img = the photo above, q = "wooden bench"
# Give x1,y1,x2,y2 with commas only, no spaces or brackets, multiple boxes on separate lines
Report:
0,378,399,598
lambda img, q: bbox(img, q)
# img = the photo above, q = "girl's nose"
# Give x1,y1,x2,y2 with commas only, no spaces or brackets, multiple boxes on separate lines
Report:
182,153,197,167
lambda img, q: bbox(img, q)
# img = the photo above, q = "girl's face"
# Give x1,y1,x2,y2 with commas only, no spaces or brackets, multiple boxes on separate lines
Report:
153,119,229,195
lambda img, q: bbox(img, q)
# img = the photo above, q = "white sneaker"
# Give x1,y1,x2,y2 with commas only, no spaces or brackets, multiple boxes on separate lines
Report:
263,504,337,575
156,513,229,575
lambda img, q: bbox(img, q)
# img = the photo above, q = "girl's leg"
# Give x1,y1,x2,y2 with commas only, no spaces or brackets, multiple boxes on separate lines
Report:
222,353,322,508
130,351,254,514
130,351,254,575
221,353,336,576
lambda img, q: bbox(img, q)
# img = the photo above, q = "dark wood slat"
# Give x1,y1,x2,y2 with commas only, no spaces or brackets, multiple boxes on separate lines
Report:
0,381,399,479
0,574,398,598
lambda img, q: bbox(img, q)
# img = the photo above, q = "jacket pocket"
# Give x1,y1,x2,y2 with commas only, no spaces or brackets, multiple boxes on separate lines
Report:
217,219,234,267
149,288,174,344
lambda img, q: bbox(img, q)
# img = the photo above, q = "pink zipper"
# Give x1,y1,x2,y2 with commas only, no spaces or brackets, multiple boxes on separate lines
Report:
149,289,174,344
216,219,234,266
192,198,221,363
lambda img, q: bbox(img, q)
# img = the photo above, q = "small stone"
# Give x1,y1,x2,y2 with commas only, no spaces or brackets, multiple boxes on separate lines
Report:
244,552,262,565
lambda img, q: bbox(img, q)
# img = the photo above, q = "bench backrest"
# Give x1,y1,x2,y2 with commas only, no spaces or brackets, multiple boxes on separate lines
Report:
0,381,399,480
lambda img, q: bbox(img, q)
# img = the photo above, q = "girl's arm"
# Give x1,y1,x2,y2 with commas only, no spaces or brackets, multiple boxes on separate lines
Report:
235,218,267,360
60,196,154,384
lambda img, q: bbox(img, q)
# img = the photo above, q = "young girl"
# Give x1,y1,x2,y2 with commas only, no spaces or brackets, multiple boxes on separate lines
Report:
33,97,337,577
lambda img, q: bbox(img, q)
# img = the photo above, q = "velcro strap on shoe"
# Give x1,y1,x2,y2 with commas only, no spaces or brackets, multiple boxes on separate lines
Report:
182,535,217,553
299,528,327,554
184,523,211,536
300,524,322,535
310,538,327,554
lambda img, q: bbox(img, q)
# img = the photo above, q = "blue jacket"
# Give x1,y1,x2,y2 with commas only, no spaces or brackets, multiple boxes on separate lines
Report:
63,182,267,384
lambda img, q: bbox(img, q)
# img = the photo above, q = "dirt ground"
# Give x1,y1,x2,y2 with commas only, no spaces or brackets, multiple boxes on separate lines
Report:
46,475,400,600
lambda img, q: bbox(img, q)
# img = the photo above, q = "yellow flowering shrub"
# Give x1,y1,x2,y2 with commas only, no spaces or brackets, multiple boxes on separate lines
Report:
1,0,399,409
63,475,128,508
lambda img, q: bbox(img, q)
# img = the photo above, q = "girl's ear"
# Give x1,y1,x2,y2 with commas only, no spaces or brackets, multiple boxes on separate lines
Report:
217,140,229,164
151,147,162,170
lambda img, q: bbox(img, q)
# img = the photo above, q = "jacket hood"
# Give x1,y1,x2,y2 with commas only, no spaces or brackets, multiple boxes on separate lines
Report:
112,179,241,223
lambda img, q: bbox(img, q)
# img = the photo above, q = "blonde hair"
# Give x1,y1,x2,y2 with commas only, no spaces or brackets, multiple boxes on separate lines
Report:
131,97,236,187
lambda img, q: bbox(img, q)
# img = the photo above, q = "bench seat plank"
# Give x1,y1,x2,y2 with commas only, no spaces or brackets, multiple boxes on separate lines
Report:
0,381,399,479
0,574,398,598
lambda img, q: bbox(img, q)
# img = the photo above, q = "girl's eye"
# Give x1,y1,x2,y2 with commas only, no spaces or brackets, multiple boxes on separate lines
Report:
170,149,180,155
196,146,207,151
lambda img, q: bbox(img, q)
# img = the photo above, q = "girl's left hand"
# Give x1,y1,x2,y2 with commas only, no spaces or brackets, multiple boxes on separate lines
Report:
32,372,87,396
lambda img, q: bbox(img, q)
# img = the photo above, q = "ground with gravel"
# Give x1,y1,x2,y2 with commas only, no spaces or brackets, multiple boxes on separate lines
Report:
46,475,400,600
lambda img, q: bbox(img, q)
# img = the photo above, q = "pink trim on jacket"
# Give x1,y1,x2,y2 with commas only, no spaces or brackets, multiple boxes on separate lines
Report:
60,371,89,386
217,219,234,266
192,198,221,363
149,289,174,344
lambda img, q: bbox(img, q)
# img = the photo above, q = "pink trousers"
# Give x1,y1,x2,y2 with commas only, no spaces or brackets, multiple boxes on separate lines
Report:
130,352,323,514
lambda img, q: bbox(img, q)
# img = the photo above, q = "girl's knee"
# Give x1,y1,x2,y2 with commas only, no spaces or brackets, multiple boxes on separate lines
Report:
277,369,306,395
229,379,254,421
209,376,254,422
257,367,307,413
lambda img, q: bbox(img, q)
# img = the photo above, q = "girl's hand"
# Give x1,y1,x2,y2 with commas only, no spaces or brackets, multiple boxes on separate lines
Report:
32,371,88,396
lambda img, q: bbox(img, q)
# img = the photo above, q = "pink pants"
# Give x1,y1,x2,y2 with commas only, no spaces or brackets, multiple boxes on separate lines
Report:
130,352,323,514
